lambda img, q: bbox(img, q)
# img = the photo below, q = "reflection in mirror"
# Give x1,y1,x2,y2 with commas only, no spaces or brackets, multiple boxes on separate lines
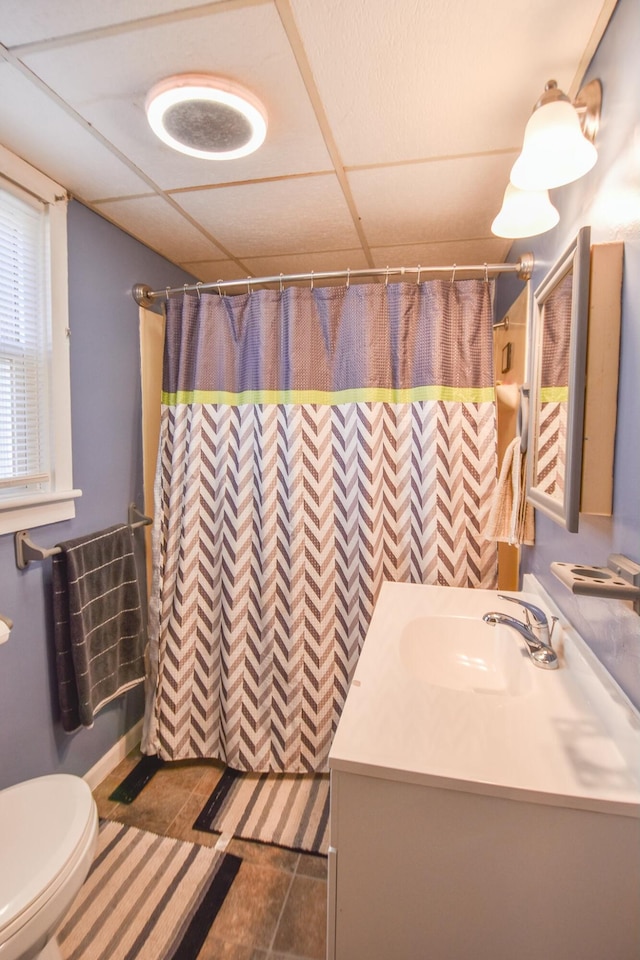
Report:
527,226,591,532
534,269,572,501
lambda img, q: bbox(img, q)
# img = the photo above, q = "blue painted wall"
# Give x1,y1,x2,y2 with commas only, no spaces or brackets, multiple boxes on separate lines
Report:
496,0,640,709
0,201,193,790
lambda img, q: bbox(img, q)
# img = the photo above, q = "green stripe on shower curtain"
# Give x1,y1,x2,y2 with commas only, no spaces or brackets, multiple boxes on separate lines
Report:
142,280,499,772
161,385,496,406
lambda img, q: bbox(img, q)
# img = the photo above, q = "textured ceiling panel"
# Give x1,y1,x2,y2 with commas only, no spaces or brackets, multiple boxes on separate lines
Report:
94,195,225,262
0,63,152,200
0,0,618,279
0,0,228,47
348,153,515,246
175,175,362,257
289,0,612,165
19,4,332,192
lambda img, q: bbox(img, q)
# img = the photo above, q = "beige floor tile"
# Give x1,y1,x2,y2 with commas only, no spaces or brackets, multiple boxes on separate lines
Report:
197,935,267,959
165,790,222,847
272,875,327,959
110,781,193,834
297,853,328,880
210,861,293,949
153,758,224,794
227,838,299,873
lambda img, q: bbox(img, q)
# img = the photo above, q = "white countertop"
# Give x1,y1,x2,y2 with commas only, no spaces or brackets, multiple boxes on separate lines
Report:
329,581,640,816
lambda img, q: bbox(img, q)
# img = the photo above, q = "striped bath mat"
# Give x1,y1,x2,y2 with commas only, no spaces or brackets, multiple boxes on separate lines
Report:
194,769,330,855
59,821,241,960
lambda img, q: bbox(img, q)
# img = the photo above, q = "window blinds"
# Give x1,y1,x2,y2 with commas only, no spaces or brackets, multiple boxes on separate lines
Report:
0,184,50,495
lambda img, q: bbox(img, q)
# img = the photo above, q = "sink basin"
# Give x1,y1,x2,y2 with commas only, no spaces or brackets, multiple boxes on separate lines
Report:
399,615,532,695
331,580,640,816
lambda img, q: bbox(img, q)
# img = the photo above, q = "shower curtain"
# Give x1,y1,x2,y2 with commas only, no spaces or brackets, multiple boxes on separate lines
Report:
142,280,498,771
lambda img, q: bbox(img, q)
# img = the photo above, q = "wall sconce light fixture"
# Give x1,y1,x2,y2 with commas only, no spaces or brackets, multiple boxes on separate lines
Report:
146,74,268,160
491,77,601,239
510,79,602,191
491,184,559,239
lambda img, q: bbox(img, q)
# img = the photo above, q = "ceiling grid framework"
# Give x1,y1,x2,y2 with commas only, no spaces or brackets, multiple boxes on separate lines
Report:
0,0,618,283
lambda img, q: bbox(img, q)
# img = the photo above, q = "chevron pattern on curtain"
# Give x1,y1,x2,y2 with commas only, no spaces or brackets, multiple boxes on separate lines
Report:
142,281,498,771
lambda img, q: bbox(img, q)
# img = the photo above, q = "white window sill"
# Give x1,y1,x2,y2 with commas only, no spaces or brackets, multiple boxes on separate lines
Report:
0,489,83,536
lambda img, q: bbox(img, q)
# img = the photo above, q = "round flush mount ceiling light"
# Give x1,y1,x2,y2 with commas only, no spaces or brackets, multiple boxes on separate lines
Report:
145,74,267,160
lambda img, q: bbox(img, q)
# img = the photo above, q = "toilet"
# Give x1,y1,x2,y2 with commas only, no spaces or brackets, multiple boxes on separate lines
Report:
0,774,98,960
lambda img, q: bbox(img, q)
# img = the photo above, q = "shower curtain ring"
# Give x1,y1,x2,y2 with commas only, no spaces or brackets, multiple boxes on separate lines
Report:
165,287,171,302
246,277,252,296
451,264,457,284
484,263,489,284
385,266,390,286
346,268,350,289
196,282,202,300
216,279,223,297
310,271,314,290
416,265,422,285
279,273,284,293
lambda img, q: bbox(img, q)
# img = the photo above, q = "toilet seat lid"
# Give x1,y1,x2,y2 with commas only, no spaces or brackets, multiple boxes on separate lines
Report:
0,774,95,932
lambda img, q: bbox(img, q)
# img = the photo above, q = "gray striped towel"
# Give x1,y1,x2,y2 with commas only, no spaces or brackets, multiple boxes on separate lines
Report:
52,524,146,732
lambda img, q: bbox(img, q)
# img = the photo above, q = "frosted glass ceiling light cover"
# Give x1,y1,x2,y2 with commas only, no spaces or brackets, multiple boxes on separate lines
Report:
510,80,599,191
146,74,267,160
491,184,559,238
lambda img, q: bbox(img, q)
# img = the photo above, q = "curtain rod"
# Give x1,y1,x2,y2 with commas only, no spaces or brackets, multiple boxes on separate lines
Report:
132,253,534,307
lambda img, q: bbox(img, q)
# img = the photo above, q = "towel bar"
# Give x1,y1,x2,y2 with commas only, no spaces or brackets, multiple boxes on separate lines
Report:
14,503,152,570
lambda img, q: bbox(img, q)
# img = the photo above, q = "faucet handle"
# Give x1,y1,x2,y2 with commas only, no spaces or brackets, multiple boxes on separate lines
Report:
497,595,549,629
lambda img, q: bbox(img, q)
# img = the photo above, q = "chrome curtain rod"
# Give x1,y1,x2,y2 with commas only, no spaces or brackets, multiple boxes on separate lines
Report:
132,253,534,307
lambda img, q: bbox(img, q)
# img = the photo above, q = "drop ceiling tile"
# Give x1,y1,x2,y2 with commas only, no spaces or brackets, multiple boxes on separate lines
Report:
0,0,227,47
175,175,361,258
0,62,152,199
94,195,225,263
20,4,332,190
178,260,252,283
241,249,370,281
370,238,513,274
348,154,515,248
180,248,370,287
290,0,613,165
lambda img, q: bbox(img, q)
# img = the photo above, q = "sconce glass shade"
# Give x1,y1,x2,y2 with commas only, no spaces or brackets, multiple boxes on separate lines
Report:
146,74,267,160
510,87,598,191
491,184,559,238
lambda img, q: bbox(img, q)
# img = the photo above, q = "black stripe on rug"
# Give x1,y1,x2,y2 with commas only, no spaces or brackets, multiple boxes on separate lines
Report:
193,766,242,830
108,755,165,804
58,821,242,960
171,853,242,960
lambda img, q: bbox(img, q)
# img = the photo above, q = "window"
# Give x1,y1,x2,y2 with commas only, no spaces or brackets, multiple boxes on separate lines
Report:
0,146,80,535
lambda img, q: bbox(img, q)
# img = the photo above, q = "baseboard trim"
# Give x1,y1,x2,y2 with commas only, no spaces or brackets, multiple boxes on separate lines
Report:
83,718,143,791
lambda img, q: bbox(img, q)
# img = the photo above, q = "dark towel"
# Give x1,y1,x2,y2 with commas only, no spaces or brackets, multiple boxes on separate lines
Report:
52,524,146,732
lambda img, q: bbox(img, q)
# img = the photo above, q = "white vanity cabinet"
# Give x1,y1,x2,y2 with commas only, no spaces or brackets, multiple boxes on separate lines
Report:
326,582,640,960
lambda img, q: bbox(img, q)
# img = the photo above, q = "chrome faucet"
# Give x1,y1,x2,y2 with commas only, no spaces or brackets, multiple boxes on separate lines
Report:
482,595,559,670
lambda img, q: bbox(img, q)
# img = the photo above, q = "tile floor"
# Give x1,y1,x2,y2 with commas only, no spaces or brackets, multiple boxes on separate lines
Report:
93,748,328,960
